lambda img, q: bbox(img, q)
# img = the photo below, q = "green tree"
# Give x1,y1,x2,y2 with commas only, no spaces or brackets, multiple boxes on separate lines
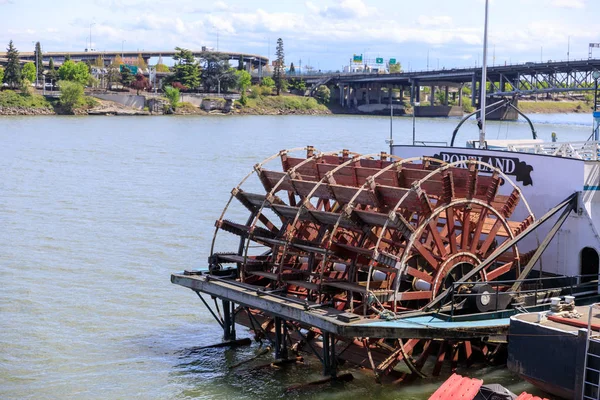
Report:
288,78,306,91
155,63,170,73
200,52,236,93
0,67,4,84
237,55,244,71
20,78,34,96
3,40,21,88
167,47,200,90
289,62,295,75
65,53,71,61
235,69,251,104
46,58,57,86
58,80,84,112
163,86,180,110
315,85,330,104
58,60,90,85
274,38,285,95
21,62,36,83
261,76,275,88
120,66,135,86
389,63,402,73
35,41,43,80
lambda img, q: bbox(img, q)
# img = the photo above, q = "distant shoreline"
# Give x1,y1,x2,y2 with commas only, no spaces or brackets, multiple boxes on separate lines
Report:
0,95,593,117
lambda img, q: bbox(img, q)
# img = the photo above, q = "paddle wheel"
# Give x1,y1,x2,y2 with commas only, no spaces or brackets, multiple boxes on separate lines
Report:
207,146,536,380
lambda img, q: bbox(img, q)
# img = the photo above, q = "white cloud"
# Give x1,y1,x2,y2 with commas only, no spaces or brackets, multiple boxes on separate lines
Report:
307,0,375,20
551,0,585,8
417,15,453,27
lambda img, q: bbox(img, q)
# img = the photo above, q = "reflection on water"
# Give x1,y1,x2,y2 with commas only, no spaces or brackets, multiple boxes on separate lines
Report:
0,114,579,399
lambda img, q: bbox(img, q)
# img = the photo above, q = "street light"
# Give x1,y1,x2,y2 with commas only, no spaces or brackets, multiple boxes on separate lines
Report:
89,22,96,51
31,41,38,88
593,70,600,113
121,40,126,60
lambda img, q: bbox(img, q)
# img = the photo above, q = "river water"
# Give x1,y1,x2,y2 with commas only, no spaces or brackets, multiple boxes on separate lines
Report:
1,113,589,400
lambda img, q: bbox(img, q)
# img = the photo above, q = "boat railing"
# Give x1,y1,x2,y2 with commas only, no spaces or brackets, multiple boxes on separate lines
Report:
506,141,600,161
413,141,448,147
447,274,600,318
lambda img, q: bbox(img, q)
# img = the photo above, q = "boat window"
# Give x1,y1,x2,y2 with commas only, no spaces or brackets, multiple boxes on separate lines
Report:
580,247,599,283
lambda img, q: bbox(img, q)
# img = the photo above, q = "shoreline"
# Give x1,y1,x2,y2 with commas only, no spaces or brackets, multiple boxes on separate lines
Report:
0,99,594,117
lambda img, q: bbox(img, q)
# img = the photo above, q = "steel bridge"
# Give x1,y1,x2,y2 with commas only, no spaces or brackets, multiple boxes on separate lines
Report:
281,59,600,109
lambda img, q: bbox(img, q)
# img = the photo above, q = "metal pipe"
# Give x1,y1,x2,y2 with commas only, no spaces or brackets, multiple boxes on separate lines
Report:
478,0,490,147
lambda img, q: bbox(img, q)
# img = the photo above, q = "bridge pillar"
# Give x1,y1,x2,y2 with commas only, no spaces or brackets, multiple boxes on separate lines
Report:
444,86,449,106
415,82,421,103
430,85,435,106
258,62,263,81
352,85,358,108
339,85,344,106
365,84,370,105
377,84,382,104
458,86,463,106
471,74,477,107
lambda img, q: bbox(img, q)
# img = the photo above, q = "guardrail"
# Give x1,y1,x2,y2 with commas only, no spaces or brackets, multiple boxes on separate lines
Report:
507,141,600,161
446,274,600,319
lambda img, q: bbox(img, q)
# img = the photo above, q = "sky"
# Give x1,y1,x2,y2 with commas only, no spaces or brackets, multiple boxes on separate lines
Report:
1,0,599,71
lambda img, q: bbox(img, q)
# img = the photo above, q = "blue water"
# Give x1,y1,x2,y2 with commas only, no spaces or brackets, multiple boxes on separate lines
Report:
1,114,581,399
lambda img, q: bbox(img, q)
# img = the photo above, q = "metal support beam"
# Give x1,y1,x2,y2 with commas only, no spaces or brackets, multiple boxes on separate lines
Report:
322,331,337,377
223,300,236,341
274,316,288,359
510,200,576,292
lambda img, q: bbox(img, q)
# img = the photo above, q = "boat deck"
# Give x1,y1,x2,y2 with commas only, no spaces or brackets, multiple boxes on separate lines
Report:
172,271,511,340
513,305,600,335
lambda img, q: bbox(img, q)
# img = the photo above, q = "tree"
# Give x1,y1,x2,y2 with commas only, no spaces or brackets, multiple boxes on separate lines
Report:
58,60,90,85
237,55,244,71
315,85,330,104
261,76,275,88
46,58,57,86
166,47,200,90
274,38,285,95
288,78,306,91
289,62,295,75
131,73,150,94
112,55,123,66
163,86,180,110
135,54,148,70
235,69,251,104
59,80,84,112
155,63,170,73
3,40,21,88
120,66,134,86
200,51,236,93
389,63,402,73
0,67,4,84
21,63,36,83
35,42,43,81
65,53,71,61
92,56,104,68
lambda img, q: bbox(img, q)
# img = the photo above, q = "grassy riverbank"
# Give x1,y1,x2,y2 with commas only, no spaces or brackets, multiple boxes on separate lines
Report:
518,100,593,114
0,90,54,109
237,95,330,115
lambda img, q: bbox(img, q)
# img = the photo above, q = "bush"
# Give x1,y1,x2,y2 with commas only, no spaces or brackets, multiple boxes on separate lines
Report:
163,86,180,109
315,85,330,104
261,77,275,88
260,85,272,96
462,97,474,113
58,80,84,112
20,78,34,96
248,85,262,99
